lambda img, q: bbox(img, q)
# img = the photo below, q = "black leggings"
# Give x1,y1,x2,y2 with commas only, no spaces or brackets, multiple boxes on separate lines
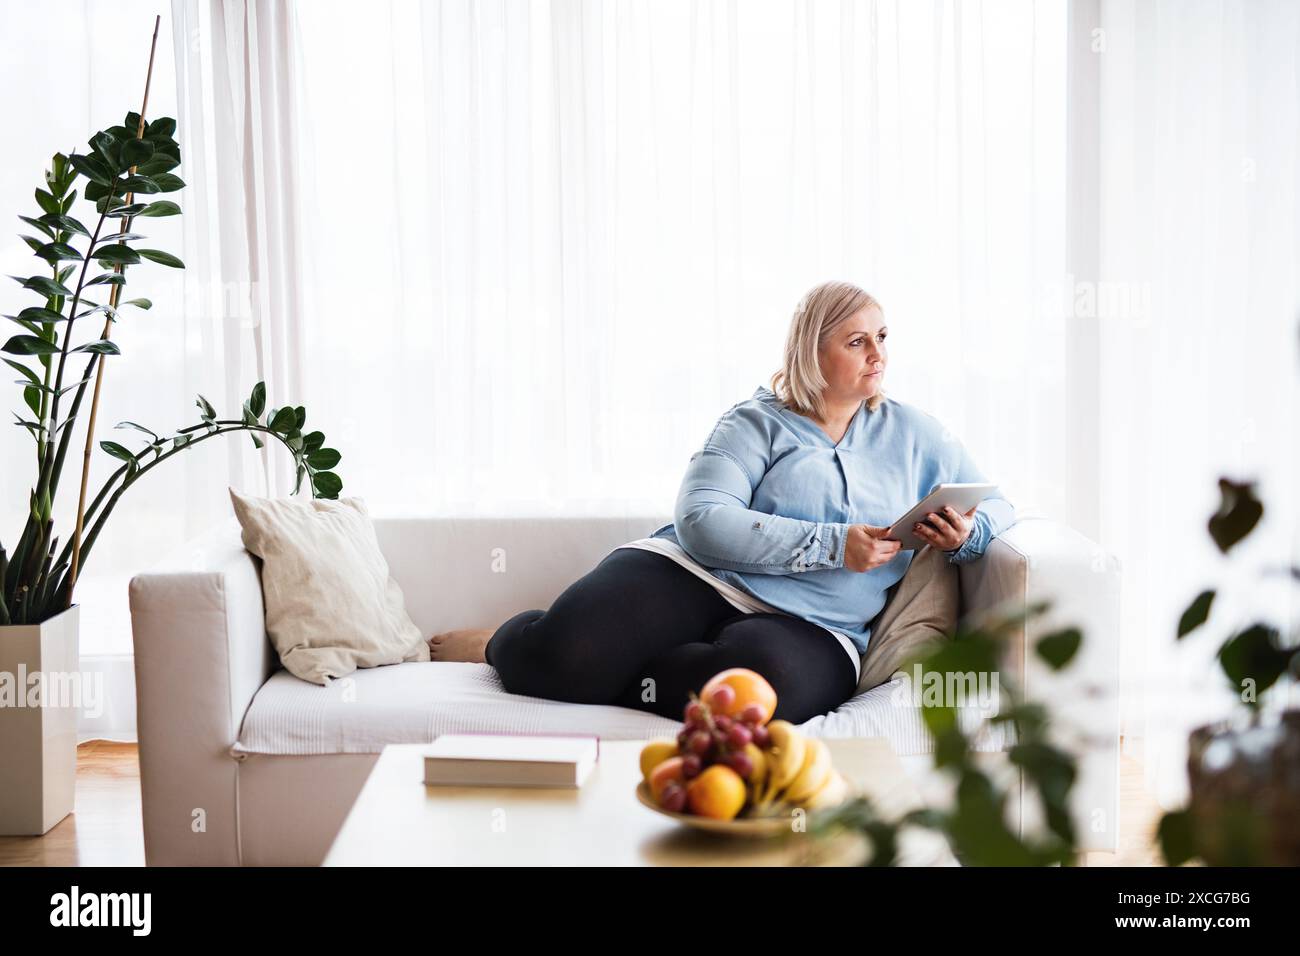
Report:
485,548,858,724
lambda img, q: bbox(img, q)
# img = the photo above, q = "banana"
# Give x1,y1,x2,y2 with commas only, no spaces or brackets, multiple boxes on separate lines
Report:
782,736,832,805
758,721,806,808
804,769,850,809
743,743,768,790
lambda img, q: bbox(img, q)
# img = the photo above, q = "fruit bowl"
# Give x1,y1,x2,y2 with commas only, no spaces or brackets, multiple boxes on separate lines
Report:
637,668,857,836
635,777,858,839
635,782,796,838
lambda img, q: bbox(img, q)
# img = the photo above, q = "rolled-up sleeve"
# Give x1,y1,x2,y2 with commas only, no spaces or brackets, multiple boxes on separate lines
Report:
673,405,850,574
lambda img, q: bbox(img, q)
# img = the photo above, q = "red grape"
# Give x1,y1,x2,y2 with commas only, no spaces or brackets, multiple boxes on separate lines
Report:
660,784,686,813
714,715,733,732
685,701,705,724
727,724,752,748
751,724,770,747
740,703,766,725
689,731,712,755
727,751,755,778
682,753,702,777
709,684,736,711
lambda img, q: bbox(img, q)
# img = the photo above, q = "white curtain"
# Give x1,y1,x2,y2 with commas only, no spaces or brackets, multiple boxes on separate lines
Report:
289,0,1069,523
0,0,308,739
0,1,191,740
1084,0,1300,804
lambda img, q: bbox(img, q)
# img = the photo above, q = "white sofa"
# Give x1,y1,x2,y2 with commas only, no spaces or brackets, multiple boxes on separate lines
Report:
128,514,1121,866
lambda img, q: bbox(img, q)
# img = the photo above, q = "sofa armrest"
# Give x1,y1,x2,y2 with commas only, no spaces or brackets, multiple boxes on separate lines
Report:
957,517,1122,853
128,518,275,865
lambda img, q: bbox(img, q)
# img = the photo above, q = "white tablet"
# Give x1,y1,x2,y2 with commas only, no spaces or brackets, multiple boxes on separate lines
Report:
886,483,999,552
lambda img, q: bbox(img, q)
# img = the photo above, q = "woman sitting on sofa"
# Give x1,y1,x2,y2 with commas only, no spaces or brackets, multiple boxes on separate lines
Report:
430,280,1016,723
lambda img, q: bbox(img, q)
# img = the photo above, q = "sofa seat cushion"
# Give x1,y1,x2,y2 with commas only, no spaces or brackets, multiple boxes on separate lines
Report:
232,662,1011,757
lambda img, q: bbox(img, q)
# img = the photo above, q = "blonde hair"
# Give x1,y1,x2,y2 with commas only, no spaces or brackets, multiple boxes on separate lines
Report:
770,280,886,421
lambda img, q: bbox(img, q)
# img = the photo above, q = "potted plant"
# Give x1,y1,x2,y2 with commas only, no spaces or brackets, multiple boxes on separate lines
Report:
1158,478,1300,866
1,86,342,833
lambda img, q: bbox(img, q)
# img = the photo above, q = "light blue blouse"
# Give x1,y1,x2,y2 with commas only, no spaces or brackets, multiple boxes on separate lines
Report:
649,385,1017,655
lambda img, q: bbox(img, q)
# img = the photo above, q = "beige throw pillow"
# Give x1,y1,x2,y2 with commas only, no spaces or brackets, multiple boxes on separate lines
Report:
228,487,430,685
856,543,960,695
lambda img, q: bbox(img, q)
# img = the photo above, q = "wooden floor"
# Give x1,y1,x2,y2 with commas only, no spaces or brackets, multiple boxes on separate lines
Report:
0,741,1166,867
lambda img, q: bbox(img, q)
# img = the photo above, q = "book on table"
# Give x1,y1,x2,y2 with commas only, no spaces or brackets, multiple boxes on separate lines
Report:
422,734,599,788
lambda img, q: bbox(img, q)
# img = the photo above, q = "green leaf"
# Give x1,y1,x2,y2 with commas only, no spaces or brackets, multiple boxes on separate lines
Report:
122,298,151,310
251,432,264,450
302,430,325,453
1208,478,1262,554
4,357,40,385
1034,628,1082,671
196,394,216,421
151,173,186,193
120,138,154,168
23,384,41,418
68,153,114,186
1157,810,1197,866
135,154,180,177
172,432,193,450
34,188,61,215
13,412,47,438
307,447,341,470
61,189,77,213
18,215,55,239
14,307,68,324
34,241,82,263
293,406,306,430
268,406,297,433
1217,623,1290,700
1176,590,1215,640
99,440,137,463
10,275,72,298
3,334,59,355
136,200,180,217
85,179,112,203
102,202,146,218
86,273,127,288
92,232,147,246
136,249,184,268
249,381,266,417
71,339,120,355
115,420,158,441
20,235,44,254
311,471,343,499
146,117,177,138
93,245,141,266
89,131,119,169
121,175,160,194
38,213,90,237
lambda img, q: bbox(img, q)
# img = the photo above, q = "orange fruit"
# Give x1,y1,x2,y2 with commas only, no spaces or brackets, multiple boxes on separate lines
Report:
685,765,747,820
648,756,686,804
700,668,777,725
639,739,679,781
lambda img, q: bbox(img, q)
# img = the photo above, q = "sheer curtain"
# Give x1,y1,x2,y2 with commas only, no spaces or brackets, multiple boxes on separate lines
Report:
0,2,194,739
0,0,308,738
290,0,1068,523
1083,0,1300,803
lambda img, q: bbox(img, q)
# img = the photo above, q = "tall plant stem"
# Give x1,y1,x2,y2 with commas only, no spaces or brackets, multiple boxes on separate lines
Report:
66,14,160,608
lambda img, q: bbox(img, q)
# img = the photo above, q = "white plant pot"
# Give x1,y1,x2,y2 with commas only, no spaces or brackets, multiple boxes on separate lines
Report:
0,604,79,835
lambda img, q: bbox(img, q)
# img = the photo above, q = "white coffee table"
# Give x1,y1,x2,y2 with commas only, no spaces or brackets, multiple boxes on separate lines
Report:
323,737,958,866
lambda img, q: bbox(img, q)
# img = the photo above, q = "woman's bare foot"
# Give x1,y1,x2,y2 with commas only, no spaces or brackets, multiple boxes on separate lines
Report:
429,628,494,663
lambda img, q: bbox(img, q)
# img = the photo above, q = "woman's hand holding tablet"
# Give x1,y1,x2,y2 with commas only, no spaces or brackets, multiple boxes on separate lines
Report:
885,483,1000,552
